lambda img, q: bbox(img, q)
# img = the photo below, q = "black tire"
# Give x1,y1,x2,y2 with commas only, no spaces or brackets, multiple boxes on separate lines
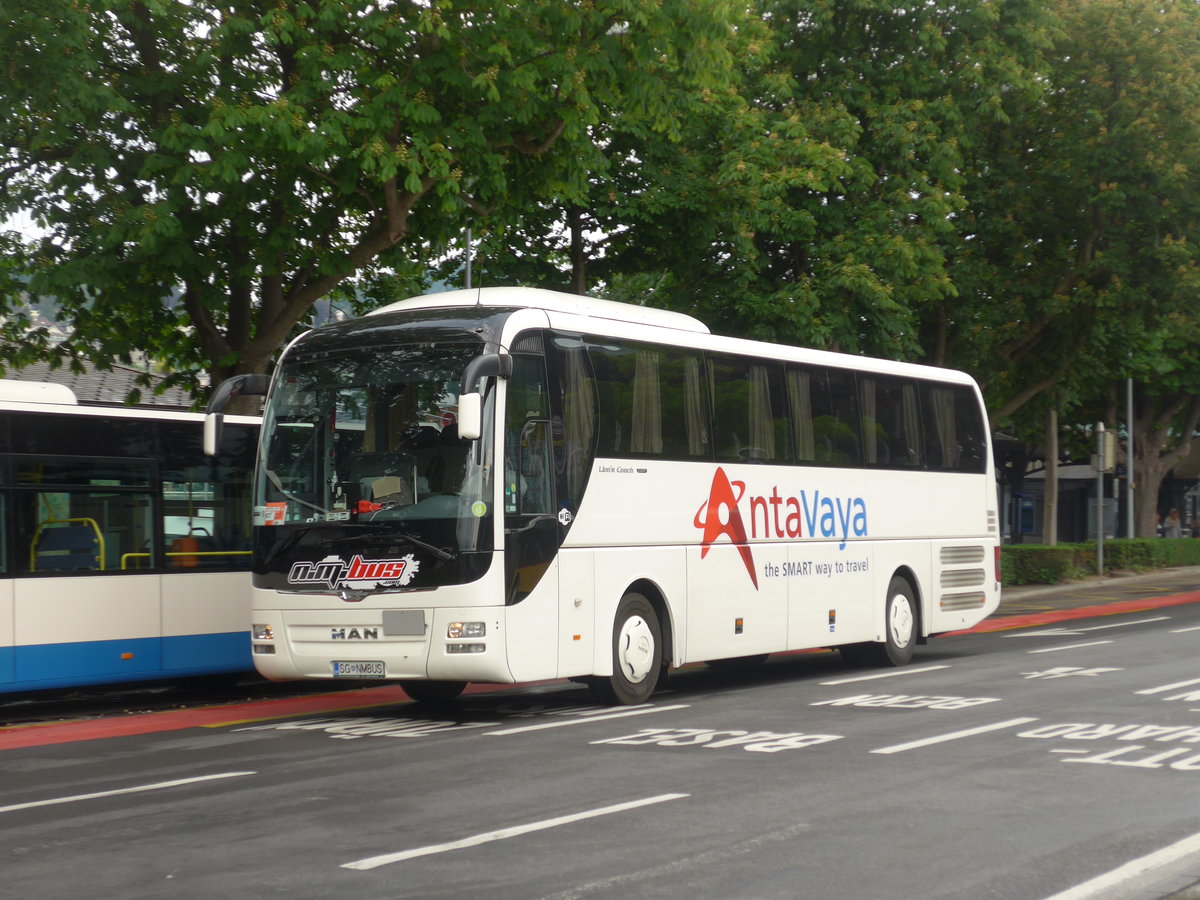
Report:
401,680,466,705
840,575,918,667
590,592,662,706
871,575,918,666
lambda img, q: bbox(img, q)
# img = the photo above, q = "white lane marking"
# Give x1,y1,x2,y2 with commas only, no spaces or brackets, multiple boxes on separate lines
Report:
341,793,689,870
1171,625,1200,633
1136,677,1200,695
819,664,950,686
484,704,689,736
0,771,256,814
871,717,1039,755
1006,617,1170,638
1042,828,1200,900
1027,641,1113,654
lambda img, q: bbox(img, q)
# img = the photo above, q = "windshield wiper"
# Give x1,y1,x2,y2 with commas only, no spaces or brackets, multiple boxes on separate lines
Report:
261,521,382,569
329,529,456,563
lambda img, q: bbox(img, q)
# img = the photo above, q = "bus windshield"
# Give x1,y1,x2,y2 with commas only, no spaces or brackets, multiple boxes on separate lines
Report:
255,341,495,587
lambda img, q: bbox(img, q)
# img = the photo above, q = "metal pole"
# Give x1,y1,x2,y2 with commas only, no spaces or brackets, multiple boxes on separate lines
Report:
1097,422,1105,575
465,226,473,290
1126,377,1135,538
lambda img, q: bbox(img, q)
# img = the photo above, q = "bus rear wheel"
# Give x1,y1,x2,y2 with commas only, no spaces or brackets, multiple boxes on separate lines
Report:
591,592,662,706
840,575,918,667
401,680,466,705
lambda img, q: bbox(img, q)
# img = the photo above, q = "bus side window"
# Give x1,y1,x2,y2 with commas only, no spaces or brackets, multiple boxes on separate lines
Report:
505,355,553,516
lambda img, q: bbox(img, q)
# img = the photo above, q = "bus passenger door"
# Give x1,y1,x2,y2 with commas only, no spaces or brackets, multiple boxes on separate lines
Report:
502,354,561,679
555,548,594,678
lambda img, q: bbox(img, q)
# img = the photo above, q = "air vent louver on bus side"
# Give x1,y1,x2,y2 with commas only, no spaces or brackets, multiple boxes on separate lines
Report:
940,592,987,611
938,544,987,612
941,568,987,588
940,546,985,565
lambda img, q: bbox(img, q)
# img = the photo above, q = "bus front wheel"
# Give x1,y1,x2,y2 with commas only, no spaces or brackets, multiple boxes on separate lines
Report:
591,592,662,706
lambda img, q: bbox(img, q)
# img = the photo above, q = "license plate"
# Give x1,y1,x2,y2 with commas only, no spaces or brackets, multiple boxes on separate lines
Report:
332,660,385,677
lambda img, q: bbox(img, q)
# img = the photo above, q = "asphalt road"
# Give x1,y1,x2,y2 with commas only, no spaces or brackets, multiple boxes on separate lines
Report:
3,569,1200,900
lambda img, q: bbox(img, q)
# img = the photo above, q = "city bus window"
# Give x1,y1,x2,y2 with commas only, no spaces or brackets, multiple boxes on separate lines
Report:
922,383,987,473
588,340,709,461
860,376,922,468
790,366,862,466
505,355,552,515
14,460,156,574
710,356,790,464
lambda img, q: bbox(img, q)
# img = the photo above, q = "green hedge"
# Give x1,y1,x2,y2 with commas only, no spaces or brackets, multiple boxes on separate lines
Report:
1001,539,1200,585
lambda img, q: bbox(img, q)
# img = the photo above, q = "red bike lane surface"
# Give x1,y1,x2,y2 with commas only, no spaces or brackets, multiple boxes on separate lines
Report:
5,590,1199,752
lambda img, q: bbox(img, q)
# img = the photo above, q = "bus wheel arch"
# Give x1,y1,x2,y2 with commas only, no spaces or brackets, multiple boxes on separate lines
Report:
590,584,667,706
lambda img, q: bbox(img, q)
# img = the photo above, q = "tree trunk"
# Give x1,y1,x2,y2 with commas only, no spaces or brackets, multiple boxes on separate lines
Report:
1043,405,1058,545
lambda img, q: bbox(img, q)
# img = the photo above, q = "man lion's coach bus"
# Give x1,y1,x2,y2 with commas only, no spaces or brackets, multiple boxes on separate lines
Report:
205,287,1000,705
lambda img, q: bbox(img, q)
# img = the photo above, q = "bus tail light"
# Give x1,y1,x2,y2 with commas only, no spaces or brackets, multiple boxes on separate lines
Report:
995,547,1002,584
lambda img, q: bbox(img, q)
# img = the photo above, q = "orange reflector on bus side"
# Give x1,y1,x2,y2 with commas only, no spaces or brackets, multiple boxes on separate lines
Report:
121,652,134,660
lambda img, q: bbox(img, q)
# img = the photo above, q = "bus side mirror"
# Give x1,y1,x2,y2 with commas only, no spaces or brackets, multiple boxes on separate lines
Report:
457,352,512,442
204,373,270,455
458,393,482,440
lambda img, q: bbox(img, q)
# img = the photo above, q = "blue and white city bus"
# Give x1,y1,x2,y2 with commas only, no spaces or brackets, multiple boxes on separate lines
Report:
0,381,257,693
206,287,999,705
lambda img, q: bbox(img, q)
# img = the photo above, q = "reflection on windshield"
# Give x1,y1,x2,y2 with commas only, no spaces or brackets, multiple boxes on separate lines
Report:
256,342,494,560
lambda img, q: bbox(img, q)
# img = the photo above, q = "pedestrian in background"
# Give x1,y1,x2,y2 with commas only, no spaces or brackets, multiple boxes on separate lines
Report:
1164,508,1183,538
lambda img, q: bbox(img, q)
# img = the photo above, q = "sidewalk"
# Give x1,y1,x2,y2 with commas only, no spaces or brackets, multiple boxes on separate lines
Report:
997,565,1200,616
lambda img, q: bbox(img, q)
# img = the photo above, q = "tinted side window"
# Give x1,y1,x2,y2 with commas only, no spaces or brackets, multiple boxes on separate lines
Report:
921,382,987,473
588,340,709,461
710,356,791,464
860,375,922,468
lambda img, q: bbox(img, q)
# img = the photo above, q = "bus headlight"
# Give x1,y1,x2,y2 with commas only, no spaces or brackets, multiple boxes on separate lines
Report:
448,621,485,639
252,624,274,641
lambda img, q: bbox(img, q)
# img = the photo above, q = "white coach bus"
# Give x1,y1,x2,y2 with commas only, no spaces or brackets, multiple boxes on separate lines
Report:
206,287,1000,705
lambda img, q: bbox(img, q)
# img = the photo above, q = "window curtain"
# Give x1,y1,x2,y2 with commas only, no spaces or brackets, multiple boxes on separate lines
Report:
631,350,663,453
786,369,815,461
749,365,775,459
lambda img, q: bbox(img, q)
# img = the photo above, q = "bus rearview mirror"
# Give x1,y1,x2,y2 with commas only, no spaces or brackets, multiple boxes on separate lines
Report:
458,393,482,440
203,413,223,457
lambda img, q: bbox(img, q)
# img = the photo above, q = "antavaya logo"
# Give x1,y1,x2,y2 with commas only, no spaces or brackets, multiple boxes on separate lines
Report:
694,466,870,589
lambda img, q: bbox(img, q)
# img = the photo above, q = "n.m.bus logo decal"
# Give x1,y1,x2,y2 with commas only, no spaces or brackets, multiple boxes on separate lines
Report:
693,466,868,589
288,553,419,591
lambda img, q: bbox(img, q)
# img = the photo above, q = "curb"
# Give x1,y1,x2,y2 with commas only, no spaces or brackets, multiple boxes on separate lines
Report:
1001,565,1200,602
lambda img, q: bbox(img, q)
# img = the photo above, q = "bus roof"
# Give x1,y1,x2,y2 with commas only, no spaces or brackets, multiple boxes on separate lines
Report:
0,379,78,405
369,287,710,335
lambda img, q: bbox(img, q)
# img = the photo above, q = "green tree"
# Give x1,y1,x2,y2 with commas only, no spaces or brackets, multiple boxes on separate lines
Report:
0,0,738,402
947,0,1200,534
595,0,1053,361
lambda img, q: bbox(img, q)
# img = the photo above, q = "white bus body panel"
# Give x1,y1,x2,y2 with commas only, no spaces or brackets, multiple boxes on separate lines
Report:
160,572,252,637
16,575,162,676
564,458,999,665
0,580,12,683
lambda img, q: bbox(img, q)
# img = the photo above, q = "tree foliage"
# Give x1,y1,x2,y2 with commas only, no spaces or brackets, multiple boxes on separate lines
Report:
945,0,1200,532
0,0,739,396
